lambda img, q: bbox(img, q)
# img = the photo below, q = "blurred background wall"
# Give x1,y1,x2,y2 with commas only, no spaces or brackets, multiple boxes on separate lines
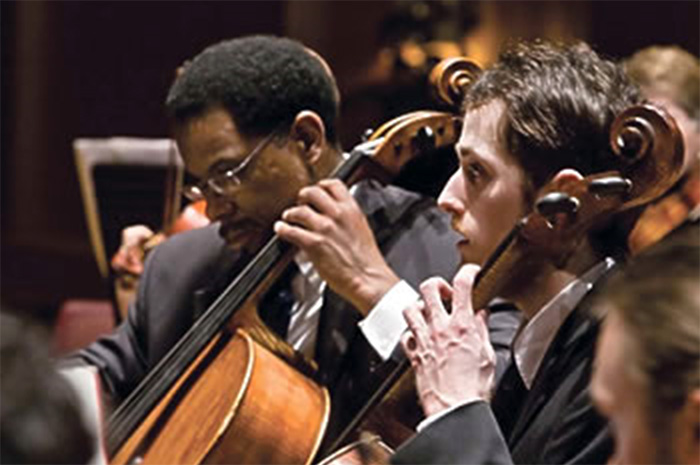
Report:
2,0,698,325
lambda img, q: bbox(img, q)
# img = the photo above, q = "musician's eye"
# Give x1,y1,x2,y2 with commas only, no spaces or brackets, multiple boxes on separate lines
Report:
465,162,484,183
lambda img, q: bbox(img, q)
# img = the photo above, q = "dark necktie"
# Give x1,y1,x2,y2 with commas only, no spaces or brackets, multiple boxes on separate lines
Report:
491,357,528,441
259,262,298,339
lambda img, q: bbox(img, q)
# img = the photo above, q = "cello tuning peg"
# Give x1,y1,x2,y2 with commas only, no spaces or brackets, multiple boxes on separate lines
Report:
411,126,436,155
361,128,374,142
536,192,580,220
588,176,633,197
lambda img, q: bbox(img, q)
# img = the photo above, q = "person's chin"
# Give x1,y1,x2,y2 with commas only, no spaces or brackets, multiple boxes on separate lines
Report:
219,224,262,252
457,238,477,265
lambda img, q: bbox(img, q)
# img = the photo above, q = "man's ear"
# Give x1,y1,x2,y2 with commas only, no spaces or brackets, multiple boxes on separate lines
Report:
290,110,326,166
675,388,700,465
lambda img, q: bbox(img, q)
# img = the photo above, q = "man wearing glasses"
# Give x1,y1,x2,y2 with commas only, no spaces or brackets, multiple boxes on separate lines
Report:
72,35,473,421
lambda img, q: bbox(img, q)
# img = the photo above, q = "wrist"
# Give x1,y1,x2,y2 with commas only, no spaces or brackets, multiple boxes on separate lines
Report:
351,267,400,316
423,391,487,418
422,394,451,419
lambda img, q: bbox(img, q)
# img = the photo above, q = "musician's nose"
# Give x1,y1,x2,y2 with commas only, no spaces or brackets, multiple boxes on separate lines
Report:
205,194,237,222
437,169,466,218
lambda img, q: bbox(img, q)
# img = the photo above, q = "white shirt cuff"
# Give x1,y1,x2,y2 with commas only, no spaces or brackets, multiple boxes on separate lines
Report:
416,397,482,432
358,280,419,361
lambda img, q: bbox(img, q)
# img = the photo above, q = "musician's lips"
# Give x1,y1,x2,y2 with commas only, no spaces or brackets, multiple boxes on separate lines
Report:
457,238,471,248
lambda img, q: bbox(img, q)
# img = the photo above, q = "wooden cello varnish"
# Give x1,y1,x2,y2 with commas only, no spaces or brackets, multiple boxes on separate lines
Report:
112,328,329,465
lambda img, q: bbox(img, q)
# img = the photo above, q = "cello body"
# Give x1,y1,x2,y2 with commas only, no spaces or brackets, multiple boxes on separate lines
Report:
112,328,329,465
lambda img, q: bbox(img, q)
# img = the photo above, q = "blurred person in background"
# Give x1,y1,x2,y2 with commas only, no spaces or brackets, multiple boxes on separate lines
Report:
1,312,94,464
591,222,700,464
624,45,700,254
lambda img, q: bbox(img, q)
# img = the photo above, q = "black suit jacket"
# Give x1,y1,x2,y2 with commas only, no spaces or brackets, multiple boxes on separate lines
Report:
391,284,613,464
75,180,463,403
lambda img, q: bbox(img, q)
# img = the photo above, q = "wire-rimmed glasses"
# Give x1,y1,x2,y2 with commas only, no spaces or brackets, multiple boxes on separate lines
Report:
183,128,281,201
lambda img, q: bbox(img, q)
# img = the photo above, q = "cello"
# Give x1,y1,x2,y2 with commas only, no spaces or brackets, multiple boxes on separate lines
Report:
627,168,700,255
318,86,686,464
105,60,480,465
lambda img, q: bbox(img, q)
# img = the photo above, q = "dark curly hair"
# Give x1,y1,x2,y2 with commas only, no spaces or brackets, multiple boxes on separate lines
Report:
464,40,644,255
166,35,340,143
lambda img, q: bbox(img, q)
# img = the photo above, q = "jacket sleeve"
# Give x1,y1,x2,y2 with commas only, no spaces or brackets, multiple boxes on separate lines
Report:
391,401,512,465
65,245,162,404
63,224,239,406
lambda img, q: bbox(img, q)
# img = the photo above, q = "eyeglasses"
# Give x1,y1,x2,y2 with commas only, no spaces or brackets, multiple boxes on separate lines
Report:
183,129,280,201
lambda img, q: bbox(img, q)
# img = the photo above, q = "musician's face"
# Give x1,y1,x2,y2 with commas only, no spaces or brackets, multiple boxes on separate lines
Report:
175,106,315,252
438,100,528,266
592,311,675,465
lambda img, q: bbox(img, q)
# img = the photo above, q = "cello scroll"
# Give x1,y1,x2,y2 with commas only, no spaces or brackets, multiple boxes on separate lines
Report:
428,57,482,108
475,102,685,309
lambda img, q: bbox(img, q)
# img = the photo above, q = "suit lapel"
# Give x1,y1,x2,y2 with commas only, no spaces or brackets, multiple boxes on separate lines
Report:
507,264,615,448
508,298,601,449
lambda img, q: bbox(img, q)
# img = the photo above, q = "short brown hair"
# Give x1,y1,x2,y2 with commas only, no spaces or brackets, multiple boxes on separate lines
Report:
463,40,643,256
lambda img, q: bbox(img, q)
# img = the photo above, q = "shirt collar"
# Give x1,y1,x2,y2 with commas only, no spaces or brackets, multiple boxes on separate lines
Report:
293,250,321,288
512,257,615,389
